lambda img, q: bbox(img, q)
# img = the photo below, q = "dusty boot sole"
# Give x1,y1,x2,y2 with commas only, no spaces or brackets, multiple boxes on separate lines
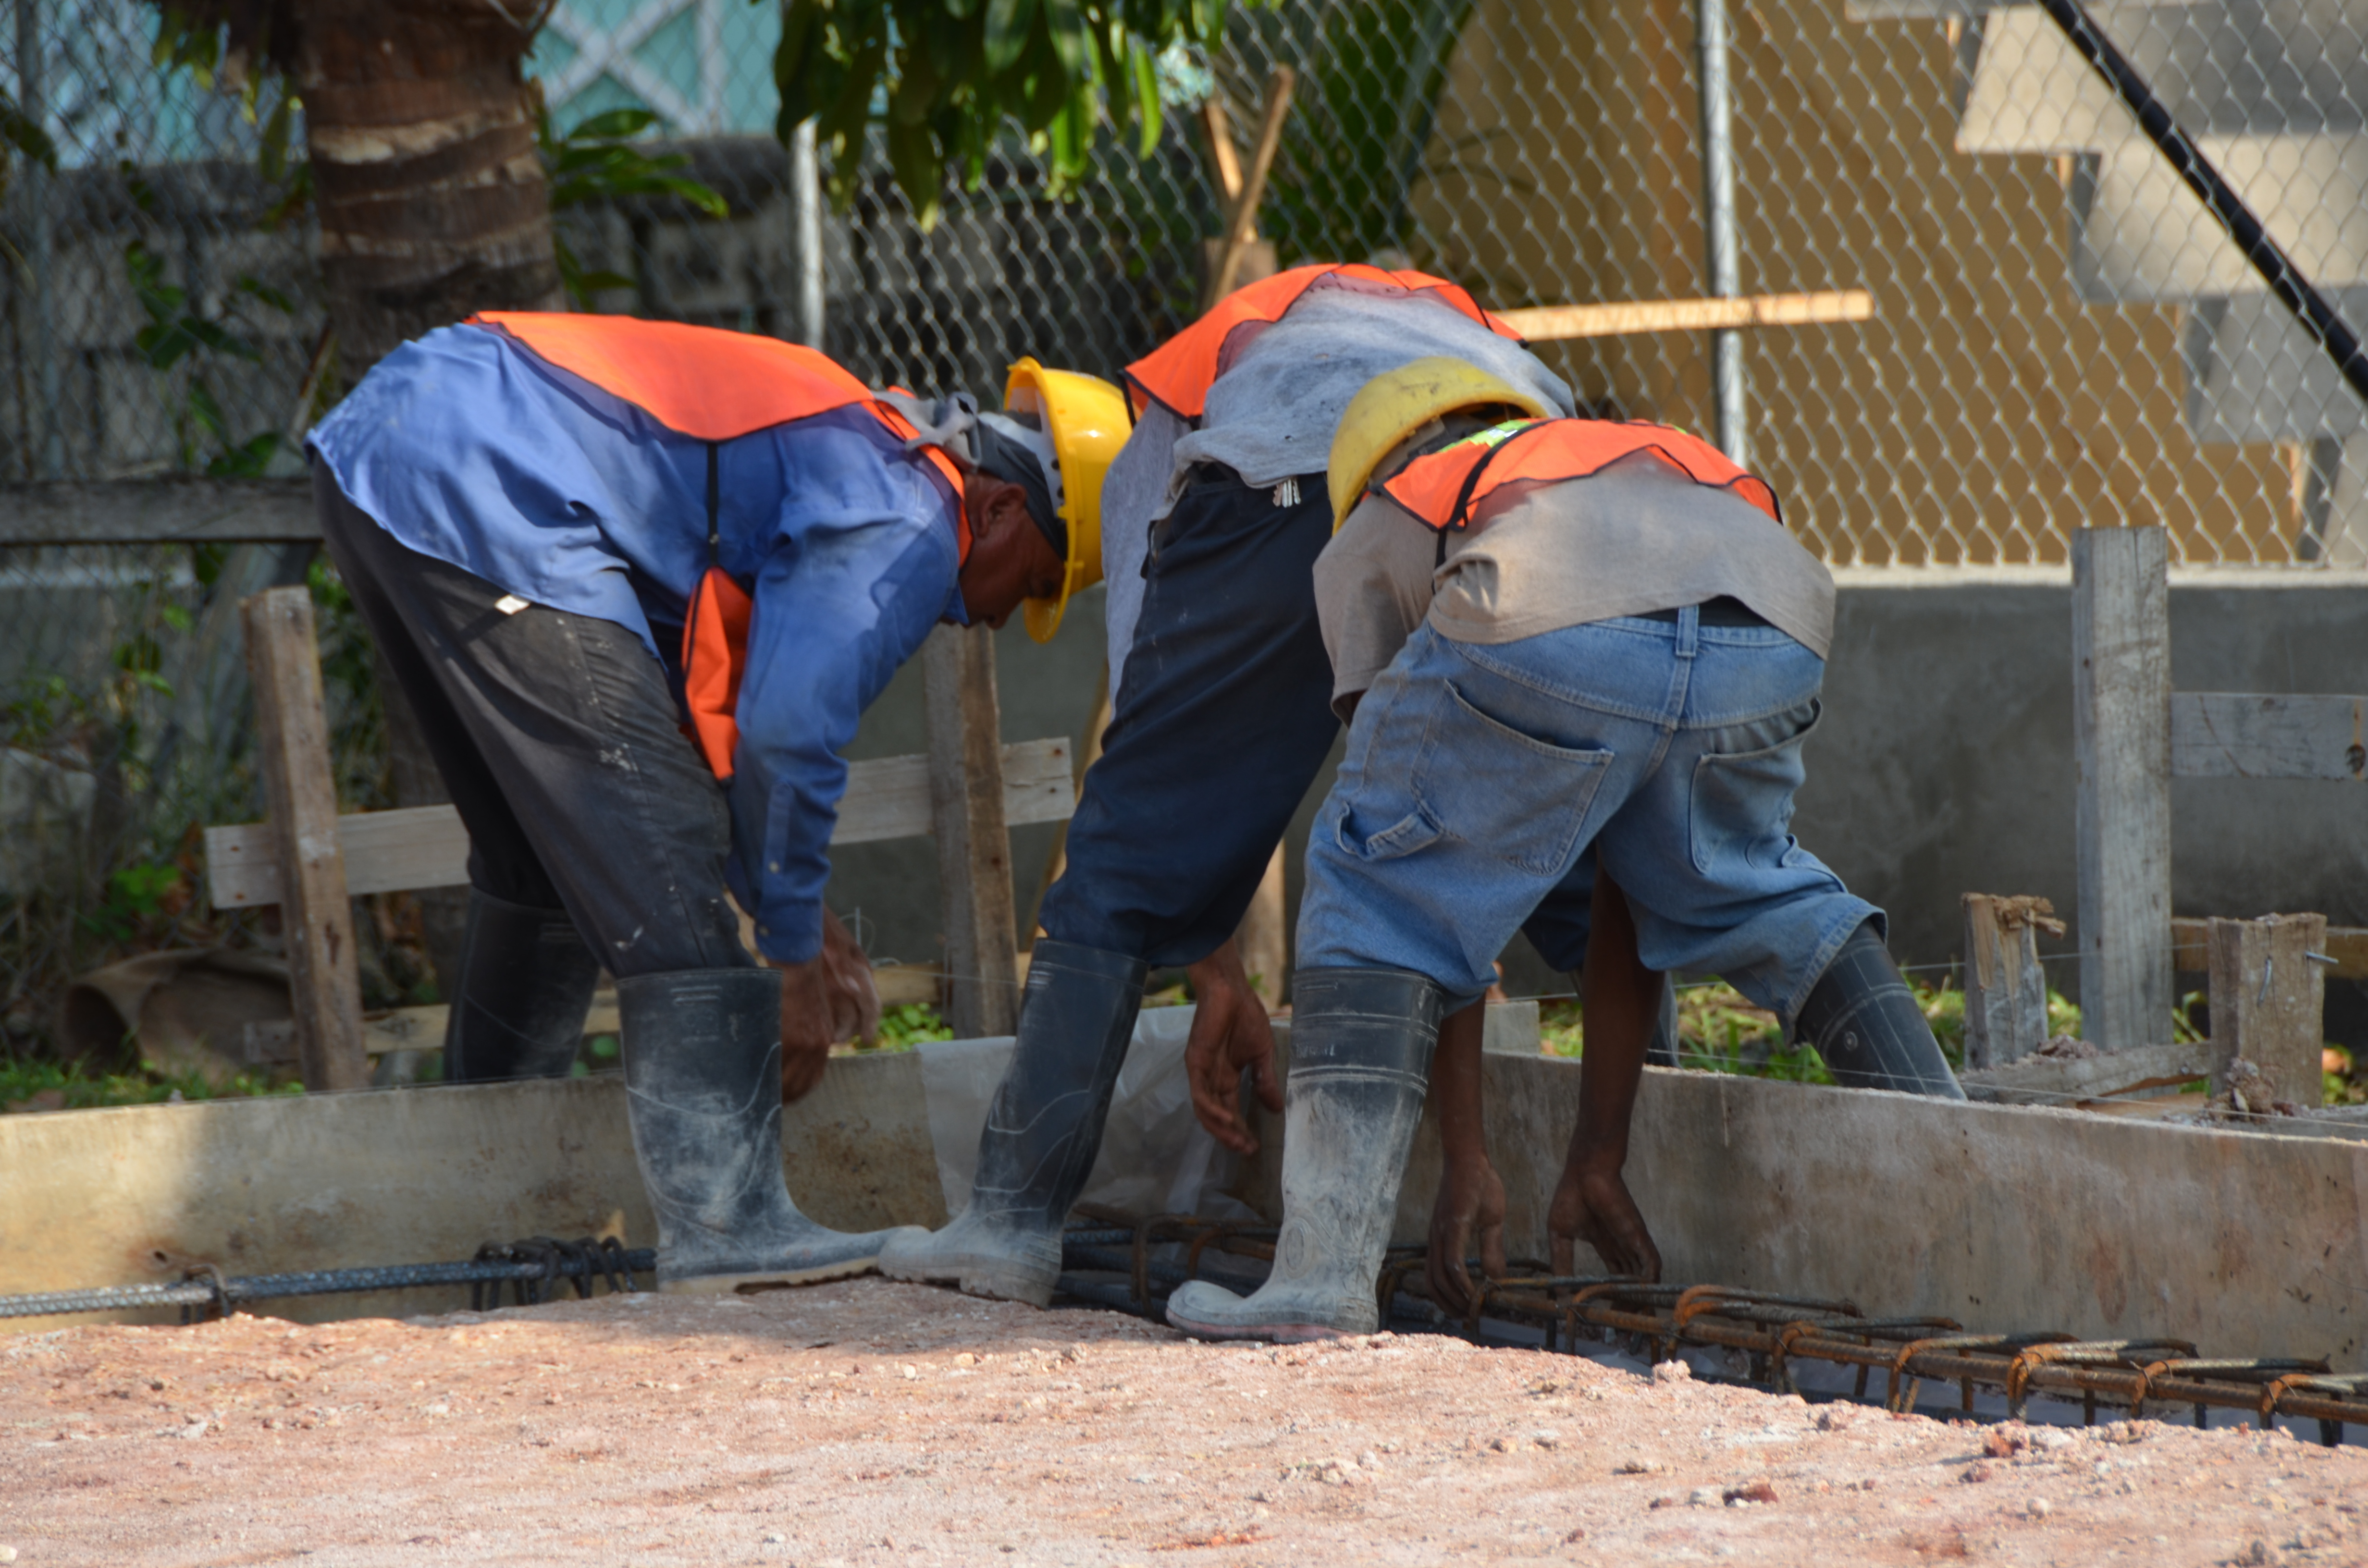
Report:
658,1257,882,1295
879,1232,1059,1308
1163,1290,1368,1343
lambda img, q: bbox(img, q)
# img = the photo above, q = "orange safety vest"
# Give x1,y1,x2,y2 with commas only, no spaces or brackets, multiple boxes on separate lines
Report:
467,312,967,781
1376,418,1782,543
1122,264,1523,422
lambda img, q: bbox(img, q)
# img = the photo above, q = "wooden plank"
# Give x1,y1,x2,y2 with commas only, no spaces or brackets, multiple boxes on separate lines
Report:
1959,1039,2213,1105
923,624,1021,1039
2072,527,2174,1053
2207,913,2327,1108
1961,894,2059,1069
206,739,1077,909
2175,915,2368,978
1204,66,1295,311
2170,692,2368,780
241,588,369,1092
1236,844,1288,1009
1494,289,1874,342
0,478,317,545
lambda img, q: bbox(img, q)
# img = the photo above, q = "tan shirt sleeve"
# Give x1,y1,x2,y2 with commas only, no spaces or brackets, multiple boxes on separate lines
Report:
1312,494,1454,721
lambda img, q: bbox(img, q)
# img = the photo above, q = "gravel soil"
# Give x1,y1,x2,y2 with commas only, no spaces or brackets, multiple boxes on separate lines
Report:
0,1278,2355,1566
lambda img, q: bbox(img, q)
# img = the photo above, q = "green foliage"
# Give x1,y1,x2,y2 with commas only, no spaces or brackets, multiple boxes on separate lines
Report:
872,1002,956,1050
80,864,187,944
538,104,731,306
0,86,59,216
123,243,294,477
775,0,1250,228
0,1053,301,1114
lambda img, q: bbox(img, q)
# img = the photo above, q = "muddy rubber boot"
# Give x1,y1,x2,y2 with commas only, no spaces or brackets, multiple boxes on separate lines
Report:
1164,968,1442,1342
877,940,1147,1307
1795,920,1967,1099
618,968,924,1293
442,890,602,1082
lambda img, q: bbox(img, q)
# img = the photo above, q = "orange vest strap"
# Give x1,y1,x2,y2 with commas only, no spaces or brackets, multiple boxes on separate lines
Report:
680,564,755,779
1378,418,1782,532
1121,264,1523,422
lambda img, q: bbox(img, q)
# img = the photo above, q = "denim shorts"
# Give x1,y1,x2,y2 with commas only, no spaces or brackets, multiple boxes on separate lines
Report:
1296,607,1879,1019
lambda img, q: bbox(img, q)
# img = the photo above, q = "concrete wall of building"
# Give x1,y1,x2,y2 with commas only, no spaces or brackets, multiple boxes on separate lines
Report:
832,573,2368,1033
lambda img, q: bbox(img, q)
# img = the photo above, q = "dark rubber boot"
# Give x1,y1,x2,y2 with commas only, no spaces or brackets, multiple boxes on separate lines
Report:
442,890,601,1082
618,968,924,1292
1795,920,1967,1099
1165,968,1442,1342
877,940,1148,1307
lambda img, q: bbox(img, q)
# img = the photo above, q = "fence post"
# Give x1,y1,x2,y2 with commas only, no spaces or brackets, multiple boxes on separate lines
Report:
789,117,825,350
2072,527,2173,1051
1961,894,2056,1069
242,587,369,1091
2206,913,2327,1109
1694,0,1748,465
924,623,1020,1039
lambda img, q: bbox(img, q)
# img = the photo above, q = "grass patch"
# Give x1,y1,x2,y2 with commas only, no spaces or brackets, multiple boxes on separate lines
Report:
0,1053,300,1113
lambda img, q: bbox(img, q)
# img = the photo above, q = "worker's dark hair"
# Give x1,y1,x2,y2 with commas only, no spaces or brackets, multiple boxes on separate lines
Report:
971,417,1065,558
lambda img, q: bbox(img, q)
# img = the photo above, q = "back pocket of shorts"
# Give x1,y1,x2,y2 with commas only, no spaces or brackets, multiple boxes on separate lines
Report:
1688,703,1818,875
1413,682,1613,876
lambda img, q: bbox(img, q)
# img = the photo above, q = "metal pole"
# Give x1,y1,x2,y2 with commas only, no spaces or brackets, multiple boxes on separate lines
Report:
1695,0,1747,466
790,118,825,350
15,0,62,478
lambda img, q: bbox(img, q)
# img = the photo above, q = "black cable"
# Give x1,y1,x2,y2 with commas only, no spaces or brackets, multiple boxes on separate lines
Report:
0,1249,657,1321
2036,0,2368,407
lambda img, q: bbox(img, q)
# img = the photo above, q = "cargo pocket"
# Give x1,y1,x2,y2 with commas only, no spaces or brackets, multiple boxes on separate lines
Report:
1411,682,1613,876
1688,699,1820,876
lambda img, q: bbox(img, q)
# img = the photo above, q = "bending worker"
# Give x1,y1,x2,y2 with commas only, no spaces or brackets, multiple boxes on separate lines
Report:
882,263,1580,1306
1166,359,1965,1341
305,313,1123,1294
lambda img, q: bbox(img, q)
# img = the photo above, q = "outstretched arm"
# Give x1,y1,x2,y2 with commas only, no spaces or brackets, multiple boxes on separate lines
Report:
1549,871,1664,1282
1426,1000,1504,1316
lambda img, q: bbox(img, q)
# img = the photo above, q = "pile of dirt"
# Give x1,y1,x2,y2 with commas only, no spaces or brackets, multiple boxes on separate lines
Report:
0,1278,2349,1565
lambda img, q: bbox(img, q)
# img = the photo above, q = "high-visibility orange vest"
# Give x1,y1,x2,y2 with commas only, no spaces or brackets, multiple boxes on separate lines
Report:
1376,417,1781,538
1122,264,1522,422
467,312,967,781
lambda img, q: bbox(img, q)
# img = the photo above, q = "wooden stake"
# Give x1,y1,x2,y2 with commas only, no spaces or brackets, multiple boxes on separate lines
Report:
924,623,1021,1039
241,587,369,1092
1204,66,1295,312
2206,913,2328,1108
2072,527,2173,1052
1961,894,2061,1069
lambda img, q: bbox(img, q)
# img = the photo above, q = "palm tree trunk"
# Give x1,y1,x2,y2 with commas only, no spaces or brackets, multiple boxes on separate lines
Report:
296,0,563,376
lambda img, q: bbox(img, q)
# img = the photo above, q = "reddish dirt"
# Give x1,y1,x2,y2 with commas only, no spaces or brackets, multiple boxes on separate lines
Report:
0,1278,2352,1566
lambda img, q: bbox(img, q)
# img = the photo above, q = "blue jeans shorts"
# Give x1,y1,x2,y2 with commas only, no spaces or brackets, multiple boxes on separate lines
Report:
1296,608,1879,1018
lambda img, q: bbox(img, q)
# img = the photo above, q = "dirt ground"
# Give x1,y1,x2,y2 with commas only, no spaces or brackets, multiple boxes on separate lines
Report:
0,1278,2353,1567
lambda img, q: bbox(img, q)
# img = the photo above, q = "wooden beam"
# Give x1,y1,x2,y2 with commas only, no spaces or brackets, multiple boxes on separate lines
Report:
0,479,317,546
1493,289,1873,342
2174,915,2368,979
1961,894,2060,1069
2072,527,2173,1053
205,738,1077,910
923,624,1022,1039
1959,1039,2213,1106
2206,913,2327,1108
1235,844,1289,1009
241,588,369,1092
2170,692,2368,780
1204,66,1295,312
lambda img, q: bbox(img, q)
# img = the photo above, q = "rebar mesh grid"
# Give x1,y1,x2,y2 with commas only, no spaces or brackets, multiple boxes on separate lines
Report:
2,0,2365,1044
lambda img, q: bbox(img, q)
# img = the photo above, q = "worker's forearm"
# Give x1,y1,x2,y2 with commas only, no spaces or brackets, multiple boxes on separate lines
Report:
1433,1000,1488,1166
1571,874,1660,1170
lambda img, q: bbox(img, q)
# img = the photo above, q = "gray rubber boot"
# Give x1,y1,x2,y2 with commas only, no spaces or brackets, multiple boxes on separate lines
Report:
1795,920,1967,1099
1573,970,1681,1067
877,940,1147,1306
618,968,924,1293
1165,968,1442,1342
442,890,601,1082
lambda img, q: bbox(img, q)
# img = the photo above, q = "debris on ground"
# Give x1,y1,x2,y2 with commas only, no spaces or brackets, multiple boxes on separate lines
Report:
0,1279,2351,1565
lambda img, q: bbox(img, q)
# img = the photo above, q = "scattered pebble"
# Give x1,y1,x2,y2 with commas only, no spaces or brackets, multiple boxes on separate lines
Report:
1653,1361,1693,1384
1725,1480,1780,1506
1690,1486,1723,1507
2029,1498,2054,1519
1531,1429,1562,1449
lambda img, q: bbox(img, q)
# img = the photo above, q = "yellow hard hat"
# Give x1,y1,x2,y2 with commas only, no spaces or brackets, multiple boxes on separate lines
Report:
1327,356,1554,529
1004,358,1131,643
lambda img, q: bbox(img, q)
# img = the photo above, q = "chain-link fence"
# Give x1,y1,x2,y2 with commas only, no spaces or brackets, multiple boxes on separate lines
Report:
2,0,2365,1049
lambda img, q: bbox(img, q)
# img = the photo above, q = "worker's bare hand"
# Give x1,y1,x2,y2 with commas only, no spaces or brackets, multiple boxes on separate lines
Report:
1184,942,1284,1154
1548,1154,1661,1283
1426,1146,1507,1319
776,910,878,1103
